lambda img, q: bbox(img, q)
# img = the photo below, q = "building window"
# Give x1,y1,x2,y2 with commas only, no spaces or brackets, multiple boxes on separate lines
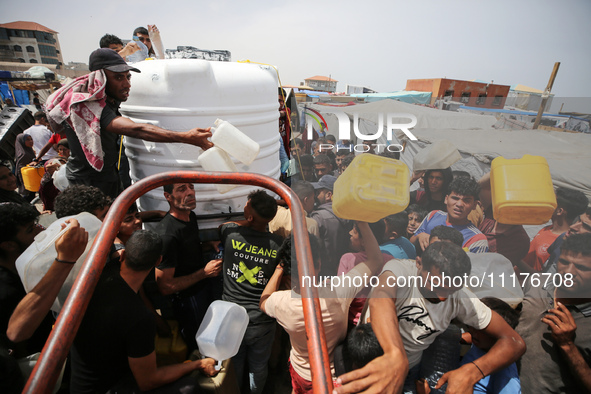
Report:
492,95,503,106
476,94,487,105
26,46,35,53
39,44,57,57
444,90,454,98
460,92,470,104
27,31,35,38
18,58,25,63
41,57,59,65
29,59,38,63
13,45,22,52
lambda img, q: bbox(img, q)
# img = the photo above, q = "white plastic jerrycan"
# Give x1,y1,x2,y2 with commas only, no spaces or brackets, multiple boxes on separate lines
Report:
197,146,239,194
196,300,249,370
211,119,260,166
15,212,102,313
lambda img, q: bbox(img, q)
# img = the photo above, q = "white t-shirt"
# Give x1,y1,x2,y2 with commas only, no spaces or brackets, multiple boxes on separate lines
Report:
363,259,492,368
264,263,372,381
24,124,57,160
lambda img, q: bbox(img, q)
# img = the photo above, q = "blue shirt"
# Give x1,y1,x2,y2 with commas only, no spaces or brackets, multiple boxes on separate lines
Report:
460,345,520,393
380,237,416,260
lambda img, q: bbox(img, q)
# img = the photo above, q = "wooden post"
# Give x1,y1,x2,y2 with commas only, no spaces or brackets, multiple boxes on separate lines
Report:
533,62,560,129
7,82,17,105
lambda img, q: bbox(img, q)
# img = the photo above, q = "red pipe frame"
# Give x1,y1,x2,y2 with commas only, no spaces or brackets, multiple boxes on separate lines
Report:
24,171,333,394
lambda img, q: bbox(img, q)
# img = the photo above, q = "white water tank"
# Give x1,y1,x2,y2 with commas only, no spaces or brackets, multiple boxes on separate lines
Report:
120,59,280,228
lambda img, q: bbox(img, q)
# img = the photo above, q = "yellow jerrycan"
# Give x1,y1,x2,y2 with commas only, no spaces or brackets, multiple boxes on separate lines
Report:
333,154,409,222
490,155,557,225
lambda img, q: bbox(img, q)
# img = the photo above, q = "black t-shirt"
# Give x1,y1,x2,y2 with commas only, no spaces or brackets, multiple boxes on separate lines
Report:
220,223,283,325
154,212,208,297
65,99,120,180
70,272,155,394
0,266,52,356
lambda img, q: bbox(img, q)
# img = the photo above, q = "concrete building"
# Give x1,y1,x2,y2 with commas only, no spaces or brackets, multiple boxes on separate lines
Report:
304,76,338,93
0,21,64,68
406,78,510,109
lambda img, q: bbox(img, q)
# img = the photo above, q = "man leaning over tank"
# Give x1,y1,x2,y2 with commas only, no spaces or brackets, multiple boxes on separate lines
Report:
45,49,213,199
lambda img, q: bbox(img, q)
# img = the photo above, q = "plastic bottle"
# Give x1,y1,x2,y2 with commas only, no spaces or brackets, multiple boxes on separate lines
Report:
332,154,410,222
196,300,249,370
211,119,260,165
197,147,239,194
126,36,149,63
15,212,103,312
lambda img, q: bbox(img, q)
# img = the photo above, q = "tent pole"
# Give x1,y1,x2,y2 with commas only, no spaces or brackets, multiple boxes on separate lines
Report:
533,62,560,129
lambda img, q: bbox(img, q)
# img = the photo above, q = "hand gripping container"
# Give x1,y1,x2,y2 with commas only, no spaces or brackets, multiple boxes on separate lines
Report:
490,154,557,225
15,212,103,312
333,154,410,222
196,300,249,370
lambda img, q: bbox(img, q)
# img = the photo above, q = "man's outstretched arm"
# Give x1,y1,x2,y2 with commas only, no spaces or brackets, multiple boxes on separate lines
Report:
7,220,88,342
334,271,408,394
105,116,213,151
435,310,526,393
154,259,222,296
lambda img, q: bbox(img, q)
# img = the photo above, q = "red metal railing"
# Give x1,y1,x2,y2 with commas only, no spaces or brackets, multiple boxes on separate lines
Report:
24,171,333,393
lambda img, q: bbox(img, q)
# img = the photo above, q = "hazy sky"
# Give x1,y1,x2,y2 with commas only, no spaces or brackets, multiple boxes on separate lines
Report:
3,0,590,109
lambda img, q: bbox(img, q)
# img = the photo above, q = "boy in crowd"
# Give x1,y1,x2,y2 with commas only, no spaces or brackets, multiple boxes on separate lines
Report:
411,177,489,253
521,187,588,272
219,190,283,393
261,221,384,393
406,204,428,239
335,242,525,394
381,212,416,260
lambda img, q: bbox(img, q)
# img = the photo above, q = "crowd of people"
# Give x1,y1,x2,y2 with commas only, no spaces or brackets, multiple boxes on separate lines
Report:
1,30,590,394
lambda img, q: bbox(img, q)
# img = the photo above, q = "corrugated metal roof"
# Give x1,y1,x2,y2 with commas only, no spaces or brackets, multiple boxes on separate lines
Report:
0,21,58,34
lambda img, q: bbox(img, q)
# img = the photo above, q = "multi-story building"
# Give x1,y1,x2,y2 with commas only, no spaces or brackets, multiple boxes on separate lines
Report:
0,21,64,68
406,78,510,109
304,76,338,93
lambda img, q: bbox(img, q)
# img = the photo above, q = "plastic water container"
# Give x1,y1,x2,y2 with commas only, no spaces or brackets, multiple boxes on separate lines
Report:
196,300,249,370
490,155,556,225
120,59,280,229
21,164,45,192
333,154,410,222
52,163,69,191
412,140,462,172
15,212,102,312
197,147,239,194
126,36,149,63
211,119,260,165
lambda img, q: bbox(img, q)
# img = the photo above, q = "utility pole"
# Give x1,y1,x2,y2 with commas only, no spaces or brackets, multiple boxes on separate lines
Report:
533,62,560,129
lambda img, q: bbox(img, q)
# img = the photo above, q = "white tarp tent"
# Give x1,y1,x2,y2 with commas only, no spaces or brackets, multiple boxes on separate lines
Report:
305,99,591,201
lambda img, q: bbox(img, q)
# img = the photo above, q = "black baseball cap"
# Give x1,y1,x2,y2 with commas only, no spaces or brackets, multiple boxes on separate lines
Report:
312,175,337,192
88,48,141,73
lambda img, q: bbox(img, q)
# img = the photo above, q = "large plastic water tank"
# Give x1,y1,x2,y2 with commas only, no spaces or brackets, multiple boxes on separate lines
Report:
120,59,280,228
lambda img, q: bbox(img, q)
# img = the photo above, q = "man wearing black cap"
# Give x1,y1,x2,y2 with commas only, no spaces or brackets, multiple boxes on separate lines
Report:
310,174,350,276
46,49,213,198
